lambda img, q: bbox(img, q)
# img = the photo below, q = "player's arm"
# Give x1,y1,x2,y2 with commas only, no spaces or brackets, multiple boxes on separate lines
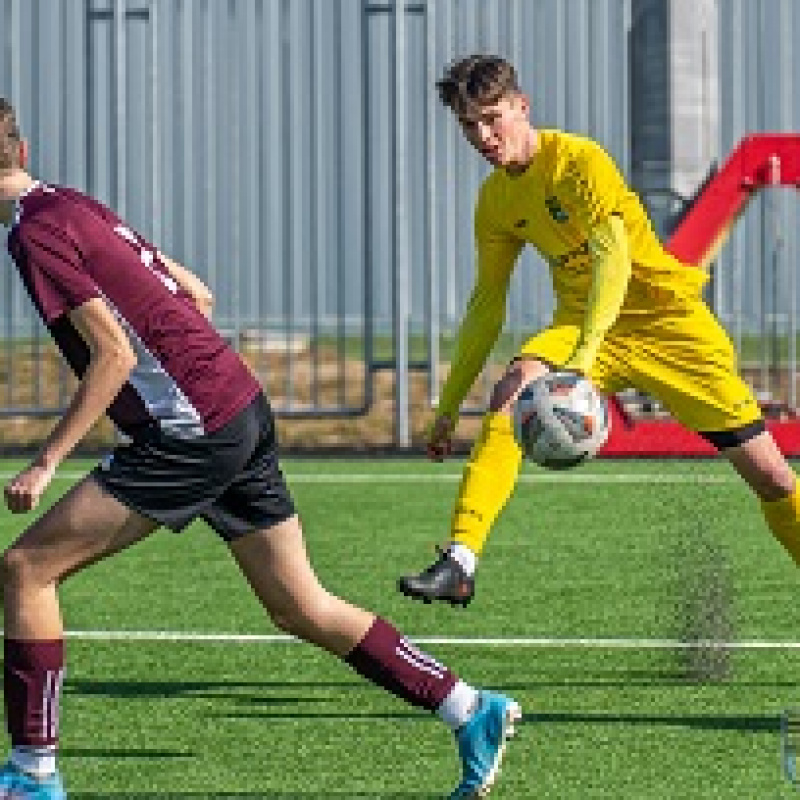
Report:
435,192,522,430
5,298,136,512
559,146,633,375
562,214,631,374
158,251,213,318
40,298,136,468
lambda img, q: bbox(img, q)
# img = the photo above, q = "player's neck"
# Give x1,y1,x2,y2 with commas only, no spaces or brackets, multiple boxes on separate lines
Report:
504,127,539,177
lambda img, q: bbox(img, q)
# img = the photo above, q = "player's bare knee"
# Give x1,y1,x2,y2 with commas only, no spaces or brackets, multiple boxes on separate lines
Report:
0,546,43,593
266,608,297,635
265,602,314,637
265,595,330,639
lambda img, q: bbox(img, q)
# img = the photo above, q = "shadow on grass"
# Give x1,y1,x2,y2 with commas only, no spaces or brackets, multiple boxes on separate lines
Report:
61,748,193,760
497,666,800,689
67,672,800,704
66,680,361,700
211,709,783,733
70,794,437,799
526,710,781,732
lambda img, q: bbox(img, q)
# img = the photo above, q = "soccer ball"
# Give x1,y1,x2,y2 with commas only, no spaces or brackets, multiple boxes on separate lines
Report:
513,371,610,469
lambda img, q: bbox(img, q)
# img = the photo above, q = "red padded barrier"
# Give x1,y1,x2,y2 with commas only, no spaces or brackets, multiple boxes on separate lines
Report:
601,134,800,456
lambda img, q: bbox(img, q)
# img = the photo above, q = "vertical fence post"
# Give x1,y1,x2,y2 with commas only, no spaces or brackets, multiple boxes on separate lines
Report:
780,0,796,409
393,0,410,448
113,0,126,218
425,0,439,410
148,0,161,247
730,0,744,358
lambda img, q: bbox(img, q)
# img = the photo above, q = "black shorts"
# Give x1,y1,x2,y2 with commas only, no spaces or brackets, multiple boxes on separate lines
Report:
93,393,296,541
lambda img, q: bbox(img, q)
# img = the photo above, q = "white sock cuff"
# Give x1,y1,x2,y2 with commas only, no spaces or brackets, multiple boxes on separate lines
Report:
448,542,477,577
10,745,57,779
437,680,480,731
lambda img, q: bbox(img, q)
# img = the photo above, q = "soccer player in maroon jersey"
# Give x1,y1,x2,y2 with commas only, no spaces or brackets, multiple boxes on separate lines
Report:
0,98,520,799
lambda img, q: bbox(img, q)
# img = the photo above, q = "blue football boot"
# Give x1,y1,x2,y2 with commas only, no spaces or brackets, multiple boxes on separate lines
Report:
0,761,65,799
449,691,522,798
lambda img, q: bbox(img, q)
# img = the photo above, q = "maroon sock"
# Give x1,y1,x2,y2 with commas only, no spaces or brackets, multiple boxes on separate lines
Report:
4,639,65,747
344,617,457,711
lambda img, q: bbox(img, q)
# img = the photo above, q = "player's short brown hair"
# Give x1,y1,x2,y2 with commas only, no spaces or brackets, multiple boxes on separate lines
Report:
436,55,520,118
0,98,22,171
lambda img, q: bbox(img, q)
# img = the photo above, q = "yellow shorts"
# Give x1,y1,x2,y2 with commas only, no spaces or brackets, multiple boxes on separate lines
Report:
518,301,761,433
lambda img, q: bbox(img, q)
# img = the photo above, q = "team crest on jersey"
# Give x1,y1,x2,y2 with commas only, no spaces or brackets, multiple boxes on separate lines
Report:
545,195,569,223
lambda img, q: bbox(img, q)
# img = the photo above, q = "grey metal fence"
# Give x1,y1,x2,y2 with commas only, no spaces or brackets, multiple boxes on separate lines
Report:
0,0,798,446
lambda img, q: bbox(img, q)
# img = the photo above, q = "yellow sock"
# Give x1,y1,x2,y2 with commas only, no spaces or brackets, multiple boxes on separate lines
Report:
761,483,800,566
449,412,523,555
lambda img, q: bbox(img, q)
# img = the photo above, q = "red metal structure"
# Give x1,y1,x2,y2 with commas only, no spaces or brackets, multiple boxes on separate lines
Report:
602,133,800,456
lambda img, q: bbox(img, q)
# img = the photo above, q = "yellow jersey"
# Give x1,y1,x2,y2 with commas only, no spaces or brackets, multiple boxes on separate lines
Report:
438,129,708,419
476,129,707,318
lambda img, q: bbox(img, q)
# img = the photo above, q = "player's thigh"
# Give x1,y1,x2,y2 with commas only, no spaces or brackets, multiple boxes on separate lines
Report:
490,357,550,412
4,475,158,587
517,323,621,391
623,303,761,432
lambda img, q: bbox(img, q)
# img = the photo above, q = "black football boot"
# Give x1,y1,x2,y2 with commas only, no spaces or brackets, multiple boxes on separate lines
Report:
397,548,475,607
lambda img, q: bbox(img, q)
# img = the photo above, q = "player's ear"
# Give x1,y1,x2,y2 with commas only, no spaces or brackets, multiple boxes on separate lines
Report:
517,92,530,116
19,139,28,170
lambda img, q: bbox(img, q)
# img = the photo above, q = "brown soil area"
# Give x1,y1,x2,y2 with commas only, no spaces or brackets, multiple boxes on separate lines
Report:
0,343,488,452
1,343,793,453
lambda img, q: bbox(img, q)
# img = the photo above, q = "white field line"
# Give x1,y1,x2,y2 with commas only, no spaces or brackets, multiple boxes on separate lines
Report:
18,630,796,649
0,470,782,648
0,472,737,484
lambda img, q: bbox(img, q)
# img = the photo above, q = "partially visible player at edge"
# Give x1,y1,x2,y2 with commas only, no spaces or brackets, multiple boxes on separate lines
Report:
0,98,519,800
399,55,799,606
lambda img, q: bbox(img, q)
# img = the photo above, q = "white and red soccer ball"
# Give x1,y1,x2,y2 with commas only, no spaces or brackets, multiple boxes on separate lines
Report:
513,372,610,469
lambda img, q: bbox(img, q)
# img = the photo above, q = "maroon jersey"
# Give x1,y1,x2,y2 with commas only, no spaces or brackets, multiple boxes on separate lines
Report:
7,183,260,437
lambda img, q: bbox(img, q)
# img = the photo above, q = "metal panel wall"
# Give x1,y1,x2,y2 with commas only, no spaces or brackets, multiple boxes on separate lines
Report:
0,0,632,426
716,0,800,408
3,1,797,428
424,0,632,414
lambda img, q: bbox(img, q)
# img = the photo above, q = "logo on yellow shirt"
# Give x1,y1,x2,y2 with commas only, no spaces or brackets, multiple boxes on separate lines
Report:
545,195,569,223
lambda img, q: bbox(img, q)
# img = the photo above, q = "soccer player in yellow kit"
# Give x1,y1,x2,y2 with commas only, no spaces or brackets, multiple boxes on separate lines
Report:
398,55,800,606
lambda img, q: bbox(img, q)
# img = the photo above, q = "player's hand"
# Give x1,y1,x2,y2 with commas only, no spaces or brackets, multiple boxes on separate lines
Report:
426,414,456,461
4,462,55,513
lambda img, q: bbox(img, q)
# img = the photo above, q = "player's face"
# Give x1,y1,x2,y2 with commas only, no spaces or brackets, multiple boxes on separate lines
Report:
458,93,532,169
